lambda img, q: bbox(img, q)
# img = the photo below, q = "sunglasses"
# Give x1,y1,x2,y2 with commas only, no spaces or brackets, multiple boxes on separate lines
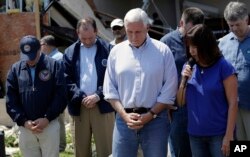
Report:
112,26,123,31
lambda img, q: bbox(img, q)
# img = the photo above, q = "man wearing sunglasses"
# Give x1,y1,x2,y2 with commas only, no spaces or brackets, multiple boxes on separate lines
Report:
110,18,127,45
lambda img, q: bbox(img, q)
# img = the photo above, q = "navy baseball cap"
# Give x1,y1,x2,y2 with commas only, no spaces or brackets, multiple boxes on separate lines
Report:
20,35,41,61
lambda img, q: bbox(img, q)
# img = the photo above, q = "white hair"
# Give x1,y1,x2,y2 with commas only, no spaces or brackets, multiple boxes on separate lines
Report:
124,8,150,27
224,1,248,21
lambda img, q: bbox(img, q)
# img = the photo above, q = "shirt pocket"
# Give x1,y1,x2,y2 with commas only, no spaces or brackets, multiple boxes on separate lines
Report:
18,76,32,93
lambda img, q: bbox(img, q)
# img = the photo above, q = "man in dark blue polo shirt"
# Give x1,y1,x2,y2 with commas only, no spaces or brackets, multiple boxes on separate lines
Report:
161,7,204,157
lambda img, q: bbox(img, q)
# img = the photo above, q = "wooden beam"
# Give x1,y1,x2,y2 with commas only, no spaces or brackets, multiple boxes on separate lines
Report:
34,0,41,39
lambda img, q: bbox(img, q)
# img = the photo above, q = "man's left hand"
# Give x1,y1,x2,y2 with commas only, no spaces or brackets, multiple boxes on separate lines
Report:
127,112,154,129
32,118,49,133
82,94,100,108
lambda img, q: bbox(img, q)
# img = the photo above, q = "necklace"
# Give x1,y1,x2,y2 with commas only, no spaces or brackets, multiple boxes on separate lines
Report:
201,69,204,74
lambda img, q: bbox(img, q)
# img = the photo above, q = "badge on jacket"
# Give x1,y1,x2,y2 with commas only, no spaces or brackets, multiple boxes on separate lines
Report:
102,59,107,67
39,69,51,81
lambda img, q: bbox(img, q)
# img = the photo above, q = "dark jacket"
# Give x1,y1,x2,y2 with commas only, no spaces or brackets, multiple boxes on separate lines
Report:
63,38,114,116
0,80,4,98
6,54,67,126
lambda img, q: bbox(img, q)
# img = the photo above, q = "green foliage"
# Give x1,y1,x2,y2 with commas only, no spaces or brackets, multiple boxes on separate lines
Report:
60,151,74,157
12,151,22,157
66,129,72,144
5,134,18,147
60,130,74,157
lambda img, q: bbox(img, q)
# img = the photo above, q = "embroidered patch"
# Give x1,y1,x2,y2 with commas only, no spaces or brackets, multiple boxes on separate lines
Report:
102,59,107,67
23,44,31,52
39,70,51,81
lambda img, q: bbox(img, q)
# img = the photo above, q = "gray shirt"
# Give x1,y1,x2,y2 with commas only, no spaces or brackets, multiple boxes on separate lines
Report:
219,32,250,109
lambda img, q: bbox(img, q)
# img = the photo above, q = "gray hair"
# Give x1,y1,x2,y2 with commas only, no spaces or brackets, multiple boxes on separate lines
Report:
124,8,150,27
224,1,248,21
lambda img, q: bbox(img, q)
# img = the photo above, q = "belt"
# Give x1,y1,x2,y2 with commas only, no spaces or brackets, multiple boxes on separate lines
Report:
124,107,151,114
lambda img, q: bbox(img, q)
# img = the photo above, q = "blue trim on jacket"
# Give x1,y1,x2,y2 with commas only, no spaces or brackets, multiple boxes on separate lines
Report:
63,38,114,116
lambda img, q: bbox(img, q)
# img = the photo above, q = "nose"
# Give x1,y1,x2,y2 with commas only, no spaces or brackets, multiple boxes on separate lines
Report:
83,39,92,46
189,47,193,53
231,25,238,32
131,33,136,40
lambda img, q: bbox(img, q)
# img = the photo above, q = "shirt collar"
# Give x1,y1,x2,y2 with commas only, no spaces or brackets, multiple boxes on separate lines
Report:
176,27,184,39
229,31,250,41
80,39,97,48
48,48,58,57
129,35,150,49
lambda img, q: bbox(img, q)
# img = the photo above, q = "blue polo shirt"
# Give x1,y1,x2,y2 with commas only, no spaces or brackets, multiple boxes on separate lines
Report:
186,57,235,136
219,32,250,110
161,29,187,82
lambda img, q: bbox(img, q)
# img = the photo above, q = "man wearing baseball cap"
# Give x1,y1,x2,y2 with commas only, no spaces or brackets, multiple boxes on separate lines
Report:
20,35,41,61
6,35,67,157
110,18,127,45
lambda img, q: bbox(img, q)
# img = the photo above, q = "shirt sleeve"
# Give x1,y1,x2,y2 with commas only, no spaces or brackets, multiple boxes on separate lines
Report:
157,46,178,104
6,65,28,126
63,48,86,105
221,57,236,80
103,51,120,100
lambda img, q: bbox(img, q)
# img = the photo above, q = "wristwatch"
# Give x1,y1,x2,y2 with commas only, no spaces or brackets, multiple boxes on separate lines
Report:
149,110,157,119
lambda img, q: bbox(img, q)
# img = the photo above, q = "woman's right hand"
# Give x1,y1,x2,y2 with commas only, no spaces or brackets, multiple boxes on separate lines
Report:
181,64,193,78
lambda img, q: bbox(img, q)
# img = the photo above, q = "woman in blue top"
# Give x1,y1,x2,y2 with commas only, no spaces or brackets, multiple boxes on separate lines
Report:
177,24,238,157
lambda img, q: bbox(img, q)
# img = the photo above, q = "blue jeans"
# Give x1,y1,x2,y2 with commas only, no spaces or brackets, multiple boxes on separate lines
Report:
112,111,170,157
189,135,224,157
169,106,192,157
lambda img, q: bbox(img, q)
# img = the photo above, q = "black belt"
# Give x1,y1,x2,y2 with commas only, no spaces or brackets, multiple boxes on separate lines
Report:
124,107,151,114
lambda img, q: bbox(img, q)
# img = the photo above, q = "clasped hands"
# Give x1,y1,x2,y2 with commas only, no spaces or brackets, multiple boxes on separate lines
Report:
81,94,100,108
24,118,49,134
123,112,153,130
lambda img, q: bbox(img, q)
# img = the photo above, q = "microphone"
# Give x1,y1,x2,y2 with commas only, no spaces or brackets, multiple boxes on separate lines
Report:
180,58,195,87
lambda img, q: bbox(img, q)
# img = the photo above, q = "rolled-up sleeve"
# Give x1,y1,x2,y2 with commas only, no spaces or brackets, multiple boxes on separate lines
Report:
103,51,120,100
157,47,178,105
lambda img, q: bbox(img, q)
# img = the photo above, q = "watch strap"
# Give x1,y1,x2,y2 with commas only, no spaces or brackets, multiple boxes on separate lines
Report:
149,110,157,119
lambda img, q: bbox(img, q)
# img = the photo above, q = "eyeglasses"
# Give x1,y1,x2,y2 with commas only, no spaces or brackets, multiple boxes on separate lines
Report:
112,26,123,31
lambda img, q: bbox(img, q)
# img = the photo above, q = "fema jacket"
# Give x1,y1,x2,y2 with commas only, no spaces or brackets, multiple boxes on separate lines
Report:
6,54,67,126
63,38,114,116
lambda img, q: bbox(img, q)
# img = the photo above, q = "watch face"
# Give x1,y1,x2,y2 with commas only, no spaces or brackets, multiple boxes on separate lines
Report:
149,110,157,118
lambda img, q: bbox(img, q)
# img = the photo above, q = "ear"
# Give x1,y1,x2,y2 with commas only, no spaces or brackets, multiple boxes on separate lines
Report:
246,17,249,24
179,19,184,27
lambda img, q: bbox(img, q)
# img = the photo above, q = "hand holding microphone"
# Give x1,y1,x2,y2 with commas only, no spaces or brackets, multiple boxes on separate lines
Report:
180,58,195,87
177,58,195,106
